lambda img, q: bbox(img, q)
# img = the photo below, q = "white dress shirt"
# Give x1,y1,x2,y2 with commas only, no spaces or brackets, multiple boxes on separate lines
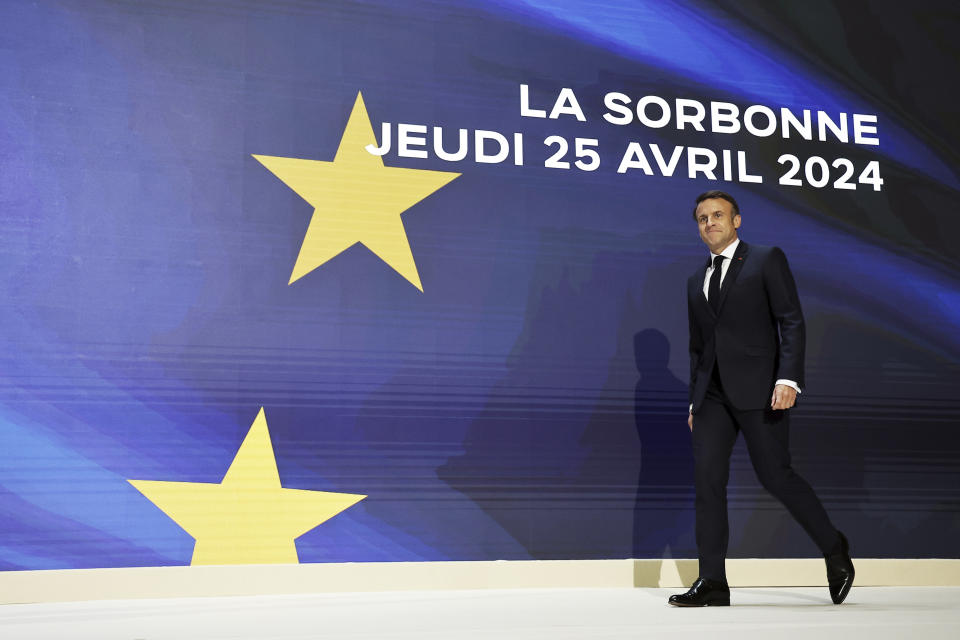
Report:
702,238,741,301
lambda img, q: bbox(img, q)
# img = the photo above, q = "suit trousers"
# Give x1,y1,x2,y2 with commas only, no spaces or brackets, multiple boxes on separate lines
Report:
693,367,839,582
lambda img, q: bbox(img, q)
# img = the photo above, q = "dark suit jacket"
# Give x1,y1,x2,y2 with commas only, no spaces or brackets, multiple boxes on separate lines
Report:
688,241,805,412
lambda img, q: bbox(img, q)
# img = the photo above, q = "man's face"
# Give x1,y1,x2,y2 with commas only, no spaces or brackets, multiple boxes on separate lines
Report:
696,198,741,253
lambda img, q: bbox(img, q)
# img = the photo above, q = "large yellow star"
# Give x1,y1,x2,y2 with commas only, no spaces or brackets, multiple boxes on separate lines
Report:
128,408,365,565
253,92,461,291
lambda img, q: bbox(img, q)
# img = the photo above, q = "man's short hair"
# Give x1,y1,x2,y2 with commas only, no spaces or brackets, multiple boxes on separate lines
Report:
692,190,740,221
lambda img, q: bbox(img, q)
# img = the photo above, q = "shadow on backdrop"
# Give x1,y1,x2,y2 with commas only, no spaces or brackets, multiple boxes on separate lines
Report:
630,329,695,559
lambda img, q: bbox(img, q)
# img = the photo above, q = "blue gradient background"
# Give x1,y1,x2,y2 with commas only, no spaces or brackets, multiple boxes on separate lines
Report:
0,0,958,569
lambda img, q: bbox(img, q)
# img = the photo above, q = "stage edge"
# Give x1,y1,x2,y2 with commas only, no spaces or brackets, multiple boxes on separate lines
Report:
1,559,958,604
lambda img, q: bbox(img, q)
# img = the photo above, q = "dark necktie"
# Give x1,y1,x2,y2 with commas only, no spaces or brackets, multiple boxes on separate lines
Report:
708,255,725,313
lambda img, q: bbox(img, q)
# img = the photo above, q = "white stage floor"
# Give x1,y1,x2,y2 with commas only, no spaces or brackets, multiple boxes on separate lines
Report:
1,587,958,639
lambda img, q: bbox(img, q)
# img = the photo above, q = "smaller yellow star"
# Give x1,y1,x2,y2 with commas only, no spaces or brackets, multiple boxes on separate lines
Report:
128,408,365,565
254,92,461,291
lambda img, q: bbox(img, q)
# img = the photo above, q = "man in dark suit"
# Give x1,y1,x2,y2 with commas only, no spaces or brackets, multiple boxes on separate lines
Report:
668,190,854,607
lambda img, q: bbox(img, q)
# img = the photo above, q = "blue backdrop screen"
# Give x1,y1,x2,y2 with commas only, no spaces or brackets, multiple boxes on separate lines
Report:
1,0,958,569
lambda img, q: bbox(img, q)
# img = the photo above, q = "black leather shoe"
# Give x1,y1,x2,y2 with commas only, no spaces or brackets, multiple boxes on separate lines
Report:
668,577,730,607
825,531,855,604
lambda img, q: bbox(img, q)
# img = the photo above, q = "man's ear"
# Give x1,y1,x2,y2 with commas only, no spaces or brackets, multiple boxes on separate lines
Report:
733,214,741,229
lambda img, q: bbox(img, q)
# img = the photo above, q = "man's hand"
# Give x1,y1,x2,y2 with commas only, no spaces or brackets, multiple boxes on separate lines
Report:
688,412,693,431
770,384,797,410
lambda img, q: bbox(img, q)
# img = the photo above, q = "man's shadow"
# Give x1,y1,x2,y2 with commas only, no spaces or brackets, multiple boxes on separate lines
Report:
631,329,696,559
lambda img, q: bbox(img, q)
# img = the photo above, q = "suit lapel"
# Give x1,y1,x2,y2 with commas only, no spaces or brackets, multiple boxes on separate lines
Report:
694,259,712,316
714,241,749,315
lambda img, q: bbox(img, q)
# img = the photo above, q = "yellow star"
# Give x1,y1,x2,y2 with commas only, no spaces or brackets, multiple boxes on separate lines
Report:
128,408,365,565
253,92,460,291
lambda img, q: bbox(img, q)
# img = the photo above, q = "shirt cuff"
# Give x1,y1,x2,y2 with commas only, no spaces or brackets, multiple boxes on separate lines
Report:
775,379,801,394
